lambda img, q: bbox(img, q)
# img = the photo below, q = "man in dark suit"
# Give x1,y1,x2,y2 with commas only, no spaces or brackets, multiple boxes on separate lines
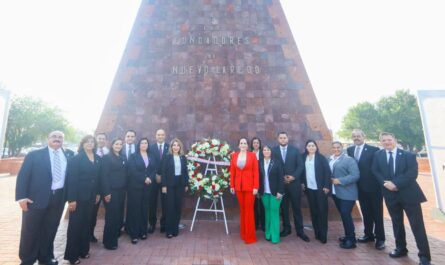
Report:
121,130,136,160
372,132,431,265
89,132,109,243
272,132,309,242
347,129,385,250
148,129,169,233
16,131,70,265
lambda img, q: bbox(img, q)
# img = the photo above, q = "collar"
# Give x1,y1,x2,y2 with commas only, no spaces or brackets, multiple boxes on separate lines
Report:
386,147,398,154
48,146,61,153
355,143,365,149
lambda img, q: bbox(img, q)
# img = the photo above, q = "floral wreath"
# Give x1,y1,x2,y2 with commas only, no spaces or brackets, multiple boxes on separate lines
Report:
187,138,232,200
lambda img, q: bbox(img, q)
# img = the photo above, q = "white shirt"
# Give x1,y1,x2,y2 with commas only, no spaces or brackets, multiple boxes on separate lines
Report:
354,144,365,160
385,147,398,173
96,146,109,157
125,144,135,159
305,156,317,190
263,159,271,194
174,155,181,175
49,147,67,190
281,145,288,162
329,155,342,195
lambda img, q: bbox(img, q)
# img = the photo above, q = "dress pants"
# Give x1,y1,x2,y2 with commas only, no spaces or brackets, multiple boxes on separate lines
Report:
165,185,184,236
19,189,65,265
254,196,265,230
236,191,257,244
103,188,125,248
333,195,356,240
64,199,95,261
358,189,385,240
89,196,101,239
306,189,328,241
261,194,281,243
148,181,166,230
385,199,431,261
281,182,304,234
126,187,150,239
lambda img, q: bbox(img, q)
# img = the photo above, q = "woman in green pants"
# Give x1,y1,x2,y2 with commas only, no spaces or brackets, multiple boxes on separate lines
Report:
259,145,285,243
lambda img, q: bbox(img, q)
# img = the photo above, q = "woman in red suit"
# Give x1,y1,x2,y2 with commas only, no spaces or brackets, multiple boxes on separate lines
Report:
230,137,259,244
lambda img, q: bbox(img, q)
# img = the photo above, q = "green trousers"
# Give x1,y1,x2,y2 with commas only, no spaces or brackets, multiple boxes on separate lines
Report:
262,193,282,243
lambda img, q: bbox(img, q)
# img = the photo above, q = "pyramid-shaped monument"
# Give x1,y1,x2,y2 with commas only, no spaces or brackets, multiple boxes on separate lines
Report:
97,0,332,151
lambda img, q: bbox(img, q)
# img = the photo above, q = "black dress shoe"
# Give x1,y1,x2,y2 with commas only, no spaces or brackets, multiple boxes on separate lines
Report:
340,239,356,249
389,248,408,258
140,234,147,240
166,234,173,238
131,238,138,244
46,259,58,265
69,259,80,265
297,233,310,242
318,238,327,244
147,226,155,234
89,235,98,243
357,235,374,243
375,240,385,250
338,236,346,243
280,230,291,237
419,256,431,265
105,245,118,250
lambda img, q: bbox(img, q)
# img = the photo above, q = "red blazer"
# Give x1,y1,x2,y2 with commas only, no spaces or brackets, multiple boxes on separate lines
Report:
230,151,259,192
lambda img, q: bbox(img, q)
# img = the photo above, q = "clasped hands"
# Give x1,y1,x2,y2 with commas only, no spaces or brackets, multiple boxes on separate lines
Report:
383,181,398,191
162,186,188,194
284,175,295,184
230,188,258,196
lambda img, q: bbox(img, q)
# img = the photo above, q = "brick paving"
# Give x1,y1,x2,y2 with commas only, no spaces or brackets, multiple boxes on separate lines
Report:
1,174,444,265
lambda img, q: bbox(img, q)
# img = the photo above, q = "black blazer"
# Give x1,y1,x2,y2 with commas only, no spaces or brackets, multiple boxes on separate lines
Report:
66,150,101,202
149,143,169,175
16,147,70,209
372,148,426,205
101,152,128,195
272,145,304,184
127,152,158,190
301,153,331,190
161,154,188,187
259,159,284,196
347,144,380,192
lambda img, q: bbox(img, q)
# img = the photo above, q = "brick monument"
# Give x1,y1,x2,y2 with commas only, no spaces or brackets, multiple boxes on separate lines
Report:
96,0,332,152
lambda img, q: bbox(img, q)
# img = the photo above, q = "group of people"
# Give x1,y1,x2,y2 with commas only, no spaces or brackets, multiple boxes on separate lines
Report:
229,130,431,265
15,129,188,265
15,128,431,265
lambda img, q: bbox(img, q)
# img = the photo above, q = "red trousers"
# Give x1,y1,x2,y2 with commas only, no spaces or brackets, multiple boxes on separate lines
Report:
236,191,257,244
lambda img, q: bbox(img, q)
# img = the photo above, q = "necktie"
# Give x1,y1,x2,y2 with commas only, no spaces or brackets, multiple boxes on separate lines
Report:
53,150,62,183
354,146,361,161
126,145,130,159
159,144,163,157
388,151,395,179
281,147,287,162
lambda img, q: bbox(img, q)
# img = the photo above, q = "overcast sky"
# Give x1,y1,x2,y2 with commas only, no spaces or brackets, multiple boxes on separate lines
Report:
0,0,444,135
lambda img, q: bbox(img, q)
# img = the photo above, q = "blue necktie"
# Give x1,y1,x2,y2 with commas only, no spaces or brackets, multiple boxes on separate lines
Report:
388,151,395,179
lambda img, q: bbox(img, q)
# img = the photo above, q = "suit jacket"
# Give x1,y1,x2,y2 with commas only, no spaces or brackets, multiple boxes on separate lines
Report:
301,153,331,191
161,154,188,187
272,145,304,185
101,152,128,195
347,144,380,192
127,152,158,190
230,151,260,192
372,148,426,205
259,159,284,196
66,150,101,202
16,147,70,209
149,143,169,175
330,154,360,201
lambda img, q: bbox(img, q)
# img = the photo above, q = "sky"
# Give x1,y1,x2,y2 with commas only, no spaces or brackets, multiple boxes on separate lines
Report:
0,0,444,135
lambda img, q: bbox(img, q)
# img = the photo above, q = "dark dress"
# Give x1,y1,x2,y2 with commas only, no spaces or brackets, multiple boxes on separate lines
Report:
161,154,188,236
101,152,127,249
64,150,101,262
126,152,157,239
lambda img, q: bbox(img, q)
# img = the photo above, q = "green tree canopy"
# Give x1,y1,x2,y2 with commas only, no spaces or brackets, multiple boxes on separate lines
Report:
4,96,76,157
338,90,424,151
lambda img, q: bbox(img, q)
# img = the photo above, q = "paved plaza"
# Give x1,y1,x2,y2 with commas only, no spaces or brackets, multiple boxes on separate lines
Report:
1,174,444,265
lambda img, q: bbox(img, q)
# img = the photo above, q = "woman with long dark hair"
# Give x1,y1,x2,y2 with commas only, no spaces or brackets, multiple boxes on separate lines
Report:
101,138,127,250
64,135,101,264
302,140,331,243
126,138,157,244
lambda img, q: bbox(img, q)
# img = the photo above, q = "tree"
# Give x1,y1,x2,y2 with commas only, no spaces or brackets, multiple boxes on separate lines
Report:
338,90,424,151
4,96,76,157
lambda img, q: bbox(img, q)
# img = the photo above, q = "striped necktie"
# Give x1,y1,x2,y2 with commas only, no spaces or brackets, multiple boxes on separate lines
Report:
53,150,62,183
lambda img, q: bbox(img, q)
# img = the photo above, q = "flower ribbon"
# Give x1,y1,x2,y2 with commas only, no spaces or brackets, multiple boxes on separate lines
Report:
186,156,230,166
